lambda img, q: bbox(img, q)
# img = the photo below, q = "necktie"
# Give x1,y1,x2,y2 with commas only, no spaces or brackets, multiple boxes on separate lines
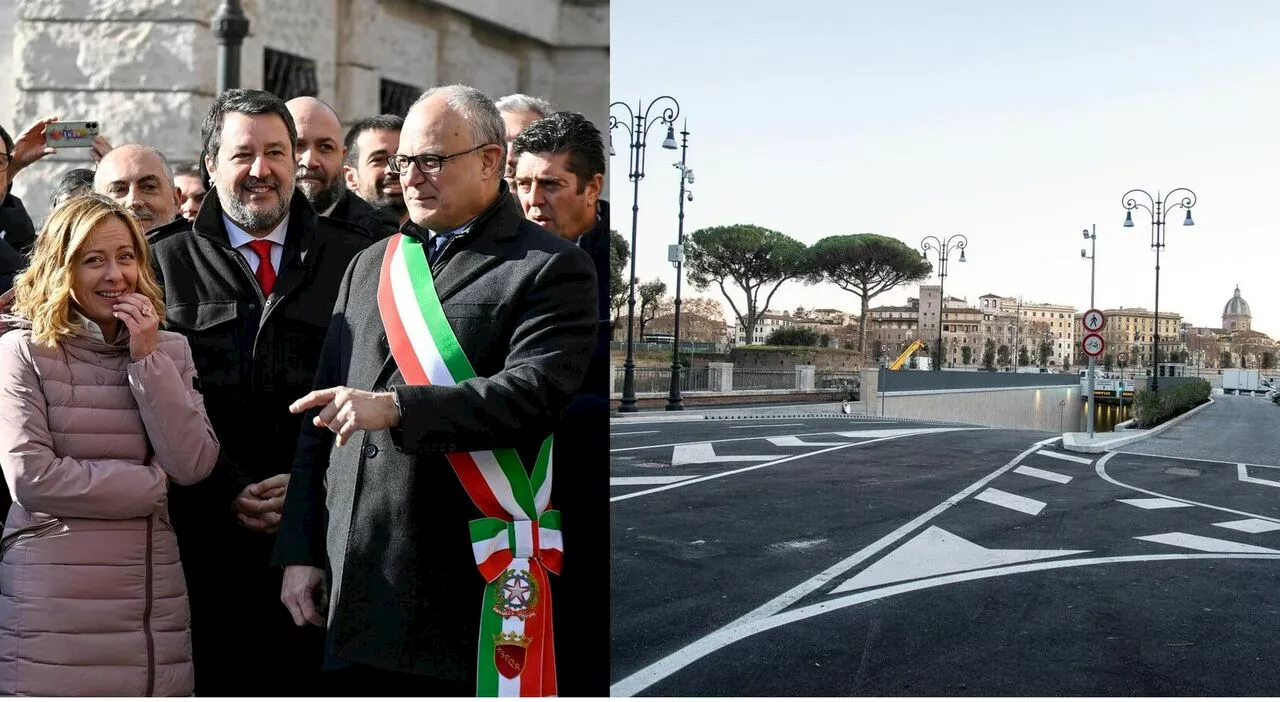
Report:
428,234,447,265
247,240,276,296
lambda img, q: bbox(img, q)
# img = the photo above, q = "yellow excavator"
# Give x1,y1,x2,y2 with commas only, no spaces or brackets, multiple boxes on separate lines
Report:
889,339,925,370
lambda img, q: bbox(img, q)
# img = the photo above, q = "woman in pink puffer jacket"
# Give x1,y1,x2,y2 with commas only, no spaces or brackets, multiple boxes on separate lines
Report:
0,194,219,696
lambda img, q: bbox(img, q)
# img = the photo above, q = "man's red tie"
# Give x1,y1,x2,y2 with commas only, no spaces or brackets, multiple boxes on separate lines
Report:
247,240,276,296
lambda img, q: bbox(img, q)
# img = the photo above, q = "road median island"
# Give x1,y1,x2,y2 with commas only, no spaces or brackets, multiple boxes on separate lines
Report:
1062,394,1217,454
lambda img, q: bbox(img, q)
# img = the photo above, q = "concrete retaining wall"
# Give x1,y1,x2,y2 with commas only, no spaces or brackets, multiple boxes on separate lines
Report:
862,369,1084,432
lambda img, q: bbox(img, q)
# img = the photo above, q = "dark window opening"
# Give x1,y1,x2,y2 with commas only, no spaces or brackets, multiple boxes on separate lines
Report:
264,48,318,100
381,79,422,117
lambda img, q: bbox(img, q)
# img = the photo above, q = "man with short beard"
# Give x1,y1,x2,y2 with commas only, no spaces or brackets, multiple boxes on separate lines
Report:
343,114,408,227
93,143,180,231
147,88,372,696
287,97,399,240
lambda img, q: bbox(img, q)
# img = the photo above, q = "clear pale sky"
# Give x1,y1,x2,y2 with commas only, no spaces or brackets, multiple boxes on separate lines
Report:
609,0,1280,337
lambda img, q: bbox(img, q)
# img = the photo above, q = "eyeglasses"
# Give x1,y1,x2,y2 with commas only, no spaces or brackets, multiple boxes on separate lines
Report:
0,153,9,173
387,144,492,176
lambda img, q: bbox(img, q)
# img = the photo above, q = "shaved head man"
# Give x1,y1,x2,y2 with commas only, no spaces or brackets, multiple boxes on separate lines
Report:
93,143,180,230
286,96,347,214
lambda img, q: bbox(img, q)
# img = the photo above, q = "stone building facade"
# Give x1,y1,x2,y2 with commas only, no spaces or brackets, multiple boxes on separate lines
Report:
1075,306,1184,369
1,0,609,222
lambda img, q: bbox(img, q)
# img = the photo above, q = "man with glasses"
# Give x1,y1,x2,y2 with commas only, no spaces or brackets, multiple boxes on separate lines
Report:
273,84,599,695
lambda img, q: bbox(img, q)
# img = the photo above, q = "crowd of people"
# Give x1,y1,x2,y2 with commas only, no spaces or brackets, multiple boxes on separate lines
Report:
0,83,610,697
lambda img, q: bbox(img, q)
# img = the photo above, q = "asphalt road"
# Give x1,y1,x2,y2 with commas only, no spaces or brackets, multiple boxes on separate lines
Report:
610,413,1280,696
1121,394,1280,466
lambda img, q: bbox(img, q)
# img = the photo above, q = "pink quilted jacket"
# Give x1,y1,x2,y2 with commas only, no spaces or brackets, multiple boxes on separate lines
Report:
0,318,219,696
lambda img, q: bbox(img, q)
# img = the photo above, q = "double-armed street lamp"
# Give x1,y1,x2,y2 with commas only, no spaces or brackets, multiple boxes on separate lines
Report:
609,97,681,413
1081,224,1097,437
665,121,694,411
920,235,968,371
1121,188,1196,394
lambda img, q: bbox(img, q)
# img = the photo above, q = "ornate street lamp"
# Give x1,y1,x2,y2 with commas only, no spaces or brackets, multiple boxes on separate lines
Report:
1122,187,1196,394
920,235,968,371
610,97,680,412
666,122,694,411
213,0,250,94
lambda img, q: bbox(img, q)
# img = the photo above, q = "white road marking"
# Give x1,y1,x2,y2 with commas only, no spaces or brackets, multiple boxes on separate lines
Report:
611,444,855,502
974,488,1046,516
830,526,1088,593
610,476,697,486
1117,498,1192,510
611,430,661,436
1213,518,1280,534
1036,450,1093,465
1098,453,1280,523
766,436,849,447
1135,532,1280,554
609,437,1058,694
832,428,959,439
1116,448,1280,471
1238,463,1280,488
729,423,805,429
611,552,1280,697
671,442,786,466
611,426,948,453
1013,465,1073,484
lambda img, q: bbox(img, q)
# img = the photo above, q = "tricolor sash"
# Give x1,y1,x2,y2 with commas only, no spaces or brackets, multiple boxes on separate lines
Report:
377,233,561,697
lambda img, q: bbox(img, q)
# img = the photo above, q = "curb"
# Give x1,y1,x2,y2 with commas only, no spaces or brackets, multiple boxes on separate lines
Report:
611,410,966,427
1061,397,1216,454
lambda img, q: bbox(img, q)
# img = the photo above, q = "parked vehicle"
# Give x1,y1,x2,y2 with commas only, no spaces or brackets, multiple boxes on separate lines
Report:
1222,368,1267,396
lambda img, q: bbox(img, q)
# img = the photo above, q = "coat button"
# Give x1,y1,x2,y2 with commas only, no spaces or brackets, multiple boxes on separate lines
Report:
95,376,105,385
373,386,386,393
363,444,379,459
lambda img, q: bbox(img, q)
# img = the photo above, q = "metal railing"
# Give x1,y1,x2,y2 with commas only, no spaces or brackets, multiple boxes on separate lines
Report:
609,341,724,354
816,371,861,391
612,365,710,394
732,369,796,391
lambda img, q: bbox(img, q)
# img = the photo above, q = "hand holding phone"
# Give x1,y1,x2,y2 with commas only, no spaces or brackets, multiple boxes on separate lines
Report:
43,121,101,149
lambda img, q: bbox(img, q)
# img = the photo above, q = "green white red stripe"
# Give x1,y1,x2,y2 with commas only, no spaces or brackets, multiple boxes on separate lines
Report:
378,234,561,696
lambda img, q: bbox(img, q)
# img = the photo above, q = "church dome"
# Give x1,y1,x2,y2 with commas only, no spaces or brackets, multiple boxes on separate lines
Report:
1224,286,1251,317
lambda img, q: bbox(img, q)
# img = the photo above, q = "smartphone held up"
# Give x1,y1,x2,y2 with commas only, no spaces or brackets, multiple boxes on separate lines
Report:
43,121,100,148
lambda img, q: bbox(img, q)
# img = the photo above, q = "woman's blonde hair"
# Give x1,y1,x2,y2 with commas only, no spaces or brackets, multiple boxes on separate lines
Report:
12,192,166,347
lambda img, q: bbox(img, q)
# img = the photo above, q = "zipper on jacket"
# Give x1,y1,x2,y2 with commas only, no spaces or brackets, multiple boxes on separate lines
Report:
143,514,156,696
0,519,60,558
226,248,274,371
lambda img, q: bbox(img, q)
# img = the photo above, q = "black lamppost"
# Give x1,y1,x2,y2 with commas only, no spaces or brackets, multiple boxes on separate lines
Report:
1122,187,1195,394
610,97,680,413
666,121,694,411
919,235,968,371
212,0,250,94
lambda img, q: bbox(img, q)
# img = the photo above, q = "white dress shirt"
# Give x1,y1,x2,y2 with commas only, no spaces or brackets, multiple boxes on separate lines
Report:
223,213,289,274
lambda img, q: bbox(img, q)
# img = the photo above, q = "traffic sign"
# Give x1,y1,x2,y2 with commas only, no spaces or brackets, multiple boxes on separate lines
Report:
1082,333,1105,358
1082,309,1106,333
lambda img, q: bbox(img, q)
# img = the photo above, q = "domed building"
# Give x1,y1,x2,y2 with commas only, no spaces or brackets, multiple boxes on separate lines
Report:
1223,285,1252,331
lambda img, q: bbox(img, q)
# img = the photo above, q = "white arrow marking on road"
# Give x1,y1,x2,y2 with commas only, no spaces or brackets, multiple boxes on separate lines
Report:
611,476,698,486
974,487,1046,516
1237,463,1280,488
1013,465,1073,484
1135,532,1280,554
830,526,1088,594
1213,518,1280,534
1117,498,1191,510
1036,450,1093,465
671,442,786,466
766,435,849,447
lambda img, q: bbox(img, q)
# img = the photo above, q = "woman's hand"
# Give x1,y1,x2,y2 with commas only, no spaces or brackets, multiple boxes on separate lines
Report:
114,292,159,360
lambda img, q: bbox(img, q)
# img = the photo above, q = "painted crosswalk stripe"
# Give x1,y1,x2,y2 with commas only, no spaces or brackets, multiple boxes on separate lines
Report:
1135,532,1280,554
1117,498,1191,510
1212,518,1280,534
974,488,1046,516
611,476,697,486
1013,465,1072,484
1036,450,1093,465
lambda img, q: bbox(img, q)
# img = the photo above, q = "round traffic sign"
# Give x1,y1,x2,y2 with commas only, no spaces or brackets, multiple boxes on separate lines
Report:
1082,308,1106,333
1082,332,1105,358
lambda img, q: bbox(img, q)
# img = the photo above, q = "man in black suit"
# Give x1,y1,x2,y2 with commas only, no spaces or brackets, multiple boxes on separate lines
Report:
273,85,598,695
511,111,611,697
148,88,372,696
287,97,400,240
